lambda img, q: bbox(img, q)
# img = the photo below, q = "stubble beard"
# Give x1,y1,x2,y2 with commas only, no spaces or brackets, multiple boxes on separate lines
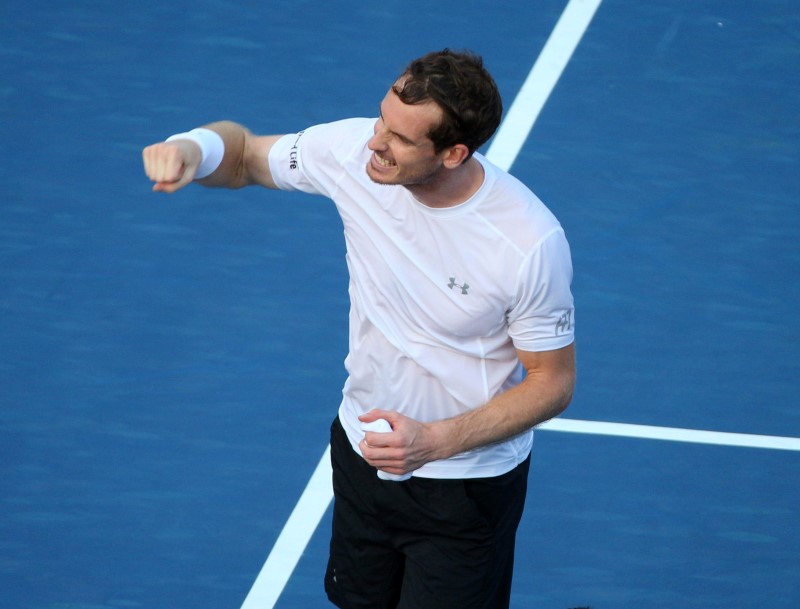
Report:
365,158,442,189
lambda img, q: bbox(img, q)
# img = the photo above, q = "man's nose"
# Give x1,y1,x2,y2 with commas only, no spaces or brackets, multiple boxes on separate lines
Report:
368,123,389,150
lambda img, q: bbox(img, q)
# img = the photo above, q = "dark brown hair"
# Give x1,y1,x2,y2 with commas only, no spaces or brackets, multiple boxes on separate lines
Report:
392,49,503,158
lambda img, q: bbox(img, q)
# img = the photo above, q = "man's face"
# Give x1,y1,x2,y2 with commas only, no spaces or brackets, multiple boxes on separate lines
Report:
366,86,447,187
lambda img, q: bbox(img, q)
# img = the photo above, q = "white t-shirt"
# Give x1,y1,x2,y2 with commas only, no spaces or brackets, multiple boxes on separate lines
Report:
269,118,575,479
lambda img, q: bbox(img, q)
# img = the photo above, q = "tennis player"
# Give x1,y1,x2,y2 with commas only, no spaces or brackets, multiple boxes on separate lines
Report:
143,49,576,609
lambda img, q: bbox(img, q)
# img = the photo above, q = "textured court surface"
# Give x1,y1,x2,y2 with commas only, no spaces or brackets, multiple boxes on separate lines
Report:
2,1,798,608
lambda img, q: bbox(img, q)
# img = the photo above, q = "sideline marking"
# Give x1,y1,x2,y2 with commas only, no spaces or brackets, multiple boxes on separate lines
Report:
241,1,604,607
539,419,800,451
240,446,333,609
486,0,604,172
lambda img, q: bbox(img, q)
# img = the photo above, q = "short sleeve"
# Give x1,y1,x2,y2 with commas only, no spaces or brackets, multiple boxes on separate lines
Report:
268,130,324,195
268,118,374,197
507,228,575,352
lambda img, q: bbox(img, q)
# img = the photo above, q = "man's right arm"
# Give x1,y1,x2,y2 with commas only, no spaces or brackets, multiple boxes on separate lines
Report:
142,120,284,193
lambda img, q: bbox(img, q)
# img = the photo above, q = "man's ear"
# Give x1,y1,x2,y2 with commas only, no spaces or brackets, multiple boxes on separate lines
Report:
442,143,471,168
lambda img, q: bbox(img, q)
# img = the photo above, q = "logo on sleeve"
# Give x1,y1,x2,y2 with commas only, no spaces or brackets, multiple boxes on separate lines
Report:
289,130,305,170
555,310,573,336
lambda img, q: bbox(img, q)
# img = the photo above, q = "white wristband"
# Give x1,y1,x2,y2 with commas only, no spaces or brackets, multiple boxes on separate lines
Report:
165,128,224,179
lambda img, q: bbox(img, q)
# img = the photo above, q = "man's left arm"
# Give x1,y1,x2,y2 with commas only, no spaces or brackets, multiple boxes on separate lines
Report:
359,342,576,476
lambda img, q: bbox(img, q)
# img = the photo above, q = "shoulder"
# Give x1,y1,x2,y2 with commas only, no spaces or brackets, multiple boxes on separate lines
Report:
292,117,375,172
301,117,374,149
269,118,375,193
473,154,564,253
273,117,374,162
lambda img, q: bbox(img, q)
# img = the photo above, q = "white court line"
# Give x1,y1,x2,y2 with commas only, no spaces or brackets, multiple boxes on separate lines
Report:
240,0,800,605
486,0,603,172
240,446,333,609
241,425,800,609
540,418,800,451
241,2,604,607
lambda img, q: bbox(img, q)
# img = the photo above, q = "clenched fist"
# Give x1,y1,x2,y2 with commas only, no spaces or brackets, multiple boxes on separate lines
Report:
142,138,202,193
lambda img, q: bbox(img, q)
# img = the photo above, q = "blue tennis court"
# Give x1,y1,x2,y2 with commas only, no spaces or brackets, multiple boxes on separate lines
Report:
2,1,798,608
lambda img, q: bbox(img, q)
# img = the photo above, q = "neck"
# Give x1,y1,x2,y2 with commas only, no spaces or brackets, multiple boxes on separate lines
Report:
407,157,485,208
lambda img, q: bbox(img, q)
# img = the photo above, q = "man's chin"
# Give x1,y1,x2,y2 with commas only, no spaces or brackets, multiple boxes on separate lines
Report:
365,163,397,185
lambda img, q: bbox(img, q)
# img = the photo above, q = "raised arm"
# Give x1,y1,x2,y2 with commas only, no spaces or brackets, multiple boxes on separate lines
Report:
142,120,283,193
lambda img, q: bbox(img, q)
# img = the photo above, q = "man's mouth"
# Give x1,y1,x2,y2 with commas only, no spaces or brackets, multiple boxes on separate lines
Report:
374,153,396,168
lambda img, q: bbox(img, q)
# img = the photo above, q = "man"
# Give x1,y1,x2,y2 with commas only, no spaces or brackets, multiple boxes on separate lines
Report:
143,49,576,609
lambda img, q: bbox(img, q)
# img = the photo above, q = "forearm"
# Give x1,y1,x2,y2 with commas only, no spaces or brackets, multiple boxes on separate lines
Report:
193,120,249,188
194,120,283,190
358,344,575,476
436,372,573,459
158,120,281,191
429,345,576,461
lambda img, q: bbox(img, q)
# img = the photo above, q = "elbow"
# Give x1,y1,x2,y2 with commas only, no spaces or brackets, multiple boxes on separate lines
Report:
556,386,574,417
552,367,576,418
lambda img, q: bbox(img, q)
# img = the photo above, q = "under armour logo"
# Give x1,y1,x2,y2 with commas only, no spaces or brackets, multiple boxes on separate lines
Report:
448,277,469,295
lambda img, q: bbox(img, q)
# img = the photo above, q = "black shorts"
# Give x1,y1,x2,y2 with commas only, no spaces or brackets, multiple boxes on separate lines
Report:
325,416,530,609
